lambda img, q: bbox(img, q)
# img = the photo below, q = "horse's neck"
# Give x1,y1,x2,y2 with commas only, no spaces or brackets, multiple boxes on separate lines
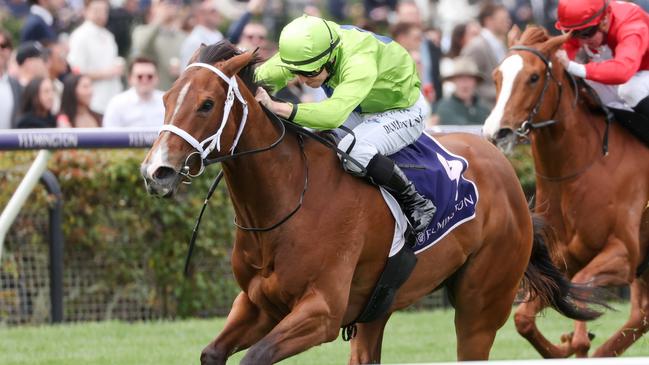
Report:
530,87,605,180
222,106,307,227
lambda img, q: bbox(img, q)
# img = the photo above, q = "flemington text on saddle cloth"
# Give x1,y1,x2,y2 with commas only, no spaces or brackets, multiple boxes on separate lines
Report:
389,132,479,254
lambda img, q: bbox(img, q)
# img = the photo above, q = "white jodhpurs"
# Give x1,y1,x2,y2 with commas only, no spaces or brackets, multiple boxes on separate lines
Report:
338,93,429,174
587,70,649,110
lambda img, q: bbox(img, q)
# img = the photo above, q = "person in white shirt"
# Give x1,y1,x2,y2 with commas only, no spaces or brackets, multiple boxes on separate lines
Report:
102,57,165,128
180,0,224,68
67,0,123,114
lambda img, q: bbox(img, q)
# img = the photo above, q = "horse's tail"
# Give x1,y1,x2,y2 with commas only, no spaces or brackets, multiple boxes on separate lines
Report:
522,214,608,321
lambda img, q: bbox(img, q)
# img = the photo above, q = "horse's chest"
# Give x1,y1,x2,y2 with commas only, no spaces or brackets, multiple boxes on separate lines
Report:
245,272,293,316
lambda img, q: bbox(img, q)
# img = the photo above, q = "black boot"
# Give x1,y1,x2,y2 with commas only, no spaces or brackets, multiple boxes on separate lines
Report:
366,154,436,233
634,96,649,119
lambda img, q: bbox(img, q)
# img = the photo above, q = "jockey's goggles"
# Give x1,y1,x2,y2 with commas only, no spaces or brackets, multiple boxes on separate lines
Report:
291,66,325,78
571,25,600,39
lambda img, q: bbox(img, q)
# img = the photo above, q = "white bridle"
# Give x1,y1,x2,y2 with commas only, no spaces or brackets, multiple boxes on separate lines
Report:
159,62,249,177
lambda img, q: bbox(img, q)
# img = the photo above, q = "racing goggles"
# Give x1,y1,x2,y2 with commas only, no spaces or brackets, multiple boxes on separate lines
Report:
292,66,325,78
571,25,599,39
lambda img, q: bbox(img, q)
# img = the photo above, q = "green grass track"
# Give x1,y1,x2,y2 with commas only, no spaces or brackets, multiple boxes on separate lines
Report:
1,303,647,365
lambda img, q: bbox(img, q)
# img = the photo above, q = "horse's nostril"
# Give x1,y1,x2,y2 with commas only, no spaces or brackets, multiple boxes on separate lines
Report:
153,166,176,181
496,129,513,140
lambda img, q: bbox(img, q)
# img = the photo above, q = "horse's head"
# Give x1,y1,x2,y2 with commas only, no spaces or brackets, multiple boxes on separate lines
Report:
141,42,257,197
483,26,570,154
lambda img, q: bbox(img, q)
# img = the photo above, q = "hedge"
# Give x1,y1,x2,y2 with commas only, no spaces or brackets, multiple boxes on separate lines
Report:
1,150,237,320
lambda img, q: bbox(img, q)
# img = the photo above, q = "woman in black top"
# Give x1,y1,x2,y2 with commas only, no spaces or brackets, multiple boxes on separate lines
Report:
16,77,56,128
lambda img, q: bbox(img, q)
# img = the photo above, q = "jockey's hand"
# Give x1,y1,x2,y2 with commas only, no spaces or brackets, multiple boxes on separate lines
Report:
555,50,587,78
255,87,272,108
255,87,295,119
555,50,570,68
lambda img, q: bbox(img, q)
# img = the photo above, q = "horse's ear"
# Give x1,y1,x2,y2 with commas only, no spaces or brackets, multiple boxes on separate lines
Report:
188,44,207,65
541,32,571,56
220,51,255,77
507,25,522,48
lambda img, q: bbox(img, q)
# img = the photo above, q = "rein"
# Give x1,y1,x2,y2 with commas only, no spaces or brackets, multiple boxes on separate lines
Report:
509,45,611,182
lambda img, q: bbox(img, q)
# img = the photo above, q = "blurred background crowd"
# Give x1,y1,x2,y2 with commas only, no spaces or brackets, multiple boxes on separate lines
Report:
1,0,648,131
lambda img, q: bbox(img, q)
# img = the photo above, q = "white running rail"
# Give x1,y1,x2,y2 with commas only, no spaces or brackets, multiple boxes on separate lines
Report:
0,149,51,262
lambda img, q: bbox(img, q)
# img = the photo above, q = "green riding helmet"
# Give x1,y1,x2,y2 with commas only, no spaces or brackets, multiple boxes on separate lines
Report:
278,15,341,73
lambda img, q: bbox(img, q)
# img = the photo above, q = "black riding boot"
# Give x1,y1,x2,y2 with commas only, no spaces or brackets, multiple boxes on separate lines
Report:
365,154,436,233
634,96,649,119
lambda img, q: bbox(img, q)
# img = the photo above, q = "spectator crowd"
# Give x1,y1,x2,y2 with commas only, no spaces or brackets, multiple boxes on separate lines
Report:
1,0,647,130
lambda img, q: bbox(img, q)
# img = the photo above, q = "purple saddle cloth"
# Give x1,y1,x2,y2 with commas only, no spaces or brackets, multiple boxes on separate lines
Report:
389,133,478,254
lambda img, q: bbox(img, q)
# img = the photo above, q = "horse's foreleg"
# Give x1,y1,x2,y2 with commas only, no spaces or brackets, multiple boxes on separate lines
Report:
239,289,343,365
201,292,276,365
453,247,525,361
568,241,635,357
514,297,576,358
454,291,515,360
348,313,392,365
593,276,649,356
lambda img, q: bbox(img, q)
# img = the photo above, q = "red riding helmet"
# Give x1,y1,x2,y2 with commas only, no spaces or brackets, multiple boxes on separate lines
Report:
555,0,610,30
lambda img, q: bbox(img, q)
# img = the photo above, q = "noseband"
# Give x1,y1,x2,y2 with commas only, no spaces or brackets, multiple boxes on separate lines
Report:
508,46,563,137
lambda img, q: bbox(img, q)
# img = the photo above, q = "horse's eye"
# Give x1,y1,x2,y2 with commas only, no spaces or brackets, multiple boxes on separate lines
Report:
530,74,540,84
198,100,214,113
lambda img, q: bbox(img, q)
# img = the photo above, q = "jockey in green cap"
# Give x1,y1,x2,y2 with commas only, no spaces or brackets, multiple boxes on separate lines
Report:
255,14,436,235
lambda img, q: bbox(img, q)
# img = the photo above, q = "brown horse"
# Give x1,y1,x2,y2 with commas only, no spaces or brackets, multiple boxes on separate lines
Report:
140,42,601,364
483,26,649,358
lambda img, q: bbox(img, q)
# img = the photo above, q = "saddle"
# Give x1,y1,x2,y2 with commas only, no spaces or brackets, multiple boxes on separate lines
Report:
609,107,649,147
576,78,649,147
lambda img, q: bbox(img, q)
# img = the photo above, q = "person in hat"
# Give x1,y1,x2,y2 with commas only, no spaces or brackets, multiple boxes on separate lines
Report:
434,57,490,125
554,0,649,117
254,14,436,235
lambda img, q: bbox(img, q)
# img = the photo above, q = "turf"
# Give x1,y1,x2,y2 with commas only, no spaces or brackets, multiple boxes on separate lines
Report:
1,303,647,365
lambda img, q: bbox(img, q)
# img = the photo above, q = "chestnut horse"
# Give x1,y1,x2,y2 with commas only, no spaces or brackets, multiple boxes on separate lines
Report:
141,42,601,364
483,26,649,358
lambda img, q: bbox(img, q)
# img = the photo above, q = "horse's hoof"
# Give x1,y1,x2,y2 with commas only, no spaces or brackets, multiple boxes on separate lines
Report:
553,334,577,358
560,332,573,344
560,331,595,345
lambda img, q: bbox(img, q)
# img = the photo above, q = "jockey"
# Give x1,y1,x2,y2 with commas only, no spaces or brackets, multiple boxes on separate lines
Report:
254,14,436,234
554,0,649,118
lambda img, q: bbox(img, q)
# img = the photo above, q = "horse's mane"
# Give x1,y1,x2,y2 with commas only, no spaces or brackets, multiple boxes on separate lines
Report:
198,40,263,93
517,26,551,47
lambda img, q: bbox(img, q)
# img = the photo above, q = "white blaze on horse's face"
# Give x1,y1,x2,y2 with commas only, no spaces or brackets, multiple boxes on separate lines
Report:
483,55,524,138
171,81,192,122
143,80,192,181
145,136,169,180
